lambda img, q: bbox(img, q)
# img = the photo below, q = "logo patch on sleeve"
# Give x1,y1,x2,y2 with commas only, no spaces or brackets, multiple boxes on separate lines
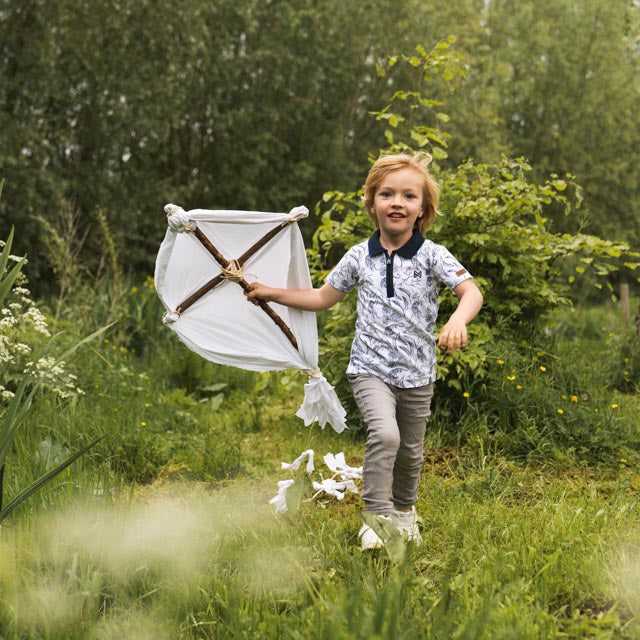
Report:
414,270,422,279
456,268,467,276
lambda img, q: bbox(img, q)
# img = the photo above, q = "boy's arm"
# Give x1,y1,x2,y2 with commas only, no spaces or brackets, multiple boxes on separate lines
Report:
438,279,483,353
245,282,347,312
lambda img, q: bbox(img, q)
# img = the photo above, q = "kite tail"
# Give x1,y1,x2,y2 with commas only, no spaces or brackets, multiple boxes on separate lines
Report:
296,374,347,433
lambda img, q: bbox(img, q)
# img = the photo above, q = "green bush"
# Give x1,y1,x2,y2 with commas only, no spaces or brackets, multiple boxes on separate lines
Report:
309,41,638,442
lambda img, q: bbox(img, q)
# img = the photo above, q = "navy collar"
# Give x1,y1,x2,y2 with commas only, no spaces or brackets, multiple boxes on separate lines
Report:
367,229,425,258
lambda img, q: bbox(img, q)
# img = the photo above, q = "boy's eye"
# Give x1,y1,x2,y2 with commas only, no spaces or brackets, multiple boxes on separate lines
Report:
379,191,391,197
405,193,417,199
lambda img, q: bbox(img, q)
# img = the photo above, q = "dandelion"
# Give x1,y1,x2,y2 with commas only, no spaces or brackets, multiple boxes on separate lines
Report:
570,395,578,403
497,359,505,365
611,404,619,410
144,402,152,408
516,385,523,390
140,421,147,427
539,366,547,372
562,395,567,400
556,409,564,415
620,458,628,465
463,391,470,398
507,375,516,381
131,286,138,293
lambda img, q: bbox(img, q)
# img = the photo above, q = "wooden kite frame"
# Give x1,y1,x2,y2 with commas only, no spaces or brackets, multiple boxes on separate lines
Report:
167,208,300,351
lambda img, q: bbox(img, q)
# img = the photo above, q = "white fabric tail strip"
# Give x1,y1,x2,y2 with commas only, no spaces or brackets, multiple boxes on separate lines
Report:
269,479,295,514
281,449,315,474
311,478,359,500
323,452,363,480
296,374,347,433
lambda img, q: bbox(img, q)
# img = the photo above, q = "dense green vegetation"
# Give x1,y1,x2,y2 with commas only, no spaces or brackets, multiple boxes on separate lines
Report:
1,0,639,284
1,1,640,637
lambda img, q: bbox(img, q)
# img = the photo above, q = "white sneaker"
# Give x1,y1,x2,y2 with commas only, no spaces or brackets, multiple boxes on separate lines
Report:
391,506,422,543
359,515,393,550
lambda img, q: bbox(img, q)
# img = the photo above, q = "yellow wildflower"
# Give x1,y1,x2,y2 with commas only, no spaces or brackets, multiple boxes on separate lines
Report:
539,366,547,372
516,385,523,390
507,375,516,381
140,421,147,427
570,395,578,403
611,403,619,410
497,359,505,365
463,392,470,398
556,409,564,415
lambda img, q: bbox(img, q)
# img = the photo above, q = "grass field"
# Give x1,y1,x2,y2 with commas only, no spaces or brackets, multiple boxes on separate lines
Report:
1,277,639,639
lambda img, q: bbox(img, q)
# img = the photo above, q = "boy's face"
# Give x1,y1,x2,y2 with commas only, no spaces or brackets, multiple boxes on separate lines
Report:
371,168,424,244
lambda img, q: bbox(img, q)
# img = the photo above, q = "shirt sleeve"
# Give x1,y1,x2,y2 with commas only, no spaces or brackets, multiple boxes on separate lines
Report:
431,244,473,290
326,246,361,293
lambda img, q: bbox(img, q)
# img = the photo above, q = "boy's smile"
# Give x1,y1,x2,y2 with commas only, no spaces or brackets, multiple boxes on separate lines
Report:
371,168,424,249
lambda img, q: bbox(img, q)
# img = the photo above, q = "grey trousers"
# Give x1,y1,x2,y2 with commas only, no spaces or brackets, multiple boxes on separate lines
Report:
349,374,434,515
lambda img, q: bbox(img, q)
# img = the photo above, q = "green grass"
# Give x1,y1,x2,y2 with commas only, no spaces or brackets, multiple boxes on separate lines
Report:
1,289,639,638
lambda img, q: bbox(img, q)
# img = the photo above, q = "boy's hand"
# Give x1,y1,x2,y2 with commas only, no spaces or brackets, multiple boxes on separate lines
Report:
438,318,468,353
245,282,276,305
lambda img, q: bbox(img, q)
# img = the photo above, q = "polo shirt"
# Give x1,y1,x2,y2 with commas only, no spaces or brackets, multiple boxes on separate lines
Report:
326,230,472,388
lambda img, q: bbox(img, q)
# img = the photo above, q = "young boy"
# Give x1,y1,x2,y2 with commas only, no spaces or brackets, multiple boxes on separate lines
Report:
247,153,483,549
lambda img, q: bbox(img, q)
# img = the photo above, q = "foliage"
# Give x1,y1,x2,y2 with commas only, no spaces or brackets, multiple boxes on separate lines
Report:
449,339,635,462
311,42,638,415
2,1,639,290
0,0,439,286
0,228,107,522
476,0,640,248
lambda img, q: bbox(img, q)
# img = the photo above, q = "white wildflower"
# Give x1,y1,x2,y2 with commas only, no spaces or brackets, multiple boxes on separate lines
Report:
0,387,15,401
13,343,31,355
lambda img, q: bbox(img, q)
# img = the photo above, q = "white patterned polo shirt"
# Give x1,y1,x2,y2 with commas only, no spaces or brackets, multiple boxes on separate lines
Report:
327,230,472,388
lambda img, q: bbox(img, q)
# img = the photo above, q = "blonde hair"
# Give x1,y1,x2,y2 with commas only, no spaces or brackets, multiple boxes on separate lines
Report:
363,152,440,234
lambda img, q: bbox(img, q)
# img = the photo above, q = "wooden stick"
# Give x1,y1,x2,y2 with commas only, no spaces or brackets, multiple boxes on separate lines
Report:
192,227,299,351
176,219,293,314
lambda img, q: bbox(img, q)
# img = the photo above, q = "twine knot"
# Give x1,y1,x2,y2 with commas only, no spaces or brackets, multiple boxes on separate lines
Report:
287,205,309,222
163,310,180,325
221,259,245,282
164,203,197,233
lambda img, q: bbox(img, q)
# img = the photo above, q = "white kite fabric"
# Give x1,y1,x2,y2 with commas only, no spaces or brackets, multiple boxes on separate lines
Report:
154,203,347,433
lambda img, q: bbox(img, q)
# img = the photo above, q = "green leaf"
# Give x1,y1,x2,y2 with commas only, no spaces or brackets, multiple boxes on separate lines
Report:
432,146,448,160
0,437,104,523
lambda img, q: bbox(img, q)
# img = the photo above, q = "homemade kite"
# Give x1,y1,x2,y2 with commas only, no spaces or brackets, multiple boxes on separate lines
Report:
154,203,347,433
